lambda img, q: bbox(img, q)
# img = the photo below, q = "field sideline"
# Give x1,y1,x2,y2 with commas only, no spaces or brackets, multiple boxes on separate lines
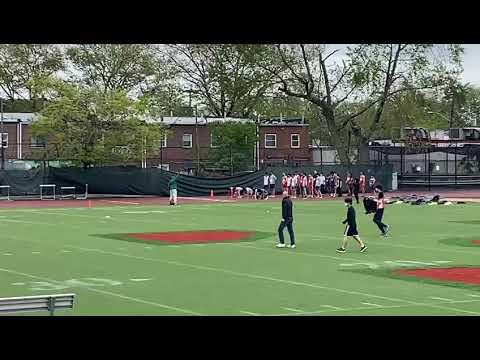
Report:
2,193,480,316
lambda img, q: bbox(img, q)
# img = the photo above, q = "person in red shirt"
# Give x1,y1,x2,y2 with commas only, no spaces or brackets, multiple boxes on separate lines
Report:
302,173,308,198
282,173,288,194
308,174,314,198
359,172,366,194
346,173,354,196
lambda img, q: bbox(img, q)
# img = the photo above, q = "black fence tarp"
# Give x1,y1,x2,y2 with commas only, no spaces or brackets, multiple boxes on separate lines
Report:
0,165,393,197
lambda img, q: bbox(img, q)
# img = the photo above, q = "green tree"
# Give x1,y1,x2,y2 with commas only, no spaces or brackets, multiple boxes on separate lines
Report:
168,44,280,118
208,121,257,175
31,83,167,168
261,44,463,164
66,44,155,94
0,44,64,108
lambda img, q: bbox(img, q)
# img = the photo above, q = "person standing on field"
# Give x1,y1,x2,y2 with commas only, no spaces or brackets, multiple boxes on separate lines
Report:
369,175,376,193
263,173,270,193
169,175,179,205
346,173,354,196
359,172,366,194
282,173,288,194
291,173,298,198
336,197,367,253
276,191,296,248
373,191,390,237
353,178,360,204
319,173,326,196
269,173,277,197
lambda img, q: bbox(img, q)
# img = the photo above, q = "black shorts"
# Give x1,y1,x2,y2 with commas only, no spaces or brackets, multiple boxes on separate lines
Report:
344,225,359,237
374,208,384,222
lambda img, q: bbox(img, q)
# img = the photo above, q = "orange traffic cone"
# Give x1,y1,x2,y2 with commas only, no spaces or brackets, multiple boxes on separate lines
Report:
210,189,214,198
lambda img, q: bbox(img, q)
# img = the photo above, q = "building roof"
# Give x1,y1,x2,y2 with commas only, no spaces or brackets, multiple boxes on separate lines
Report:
145,117,253,126
0,113,308,127
0,112,38,123
146,116,308,127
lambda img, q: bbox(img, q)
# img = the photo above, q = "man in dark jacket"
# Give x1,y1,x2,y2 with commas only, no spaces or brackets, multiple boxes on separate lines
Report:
337,197,367,253
276,191,296,248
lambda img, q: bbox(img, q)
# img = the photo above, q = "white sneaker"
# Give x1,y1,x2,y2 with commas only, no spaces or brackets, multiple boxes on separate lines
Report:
289,244,296,249
276,243,286,248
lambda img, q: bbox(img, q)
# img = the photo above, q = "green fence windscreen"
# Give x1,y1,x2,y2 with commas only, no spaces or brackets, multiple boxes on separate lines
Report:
0,165,393,197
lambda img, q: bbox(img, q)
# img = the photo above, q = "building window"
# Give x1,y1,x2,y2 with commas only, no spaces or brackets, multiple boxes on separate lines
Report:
211,133,220,148
182,133,192,148
31,136,46,148
291,134,300,148
265,134,277,148
160,134,167,148
1,133,7,148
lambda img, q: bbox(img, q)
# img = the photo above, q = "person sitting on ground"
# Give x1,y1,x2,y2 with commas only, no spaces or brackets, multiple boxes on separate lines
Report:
235,186,244,198
254,187,269,200
245,187,254,199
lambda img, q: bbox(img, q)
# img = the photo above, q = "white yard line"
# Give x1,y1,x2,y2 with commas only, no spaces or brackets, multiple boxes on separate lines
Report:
272,298,480,316
66,245,480,315
282,307,304,313
99,200,141,205
430,297,454,302
467,294,480,298
361,302,383,307
178,197,233,203
320,305,342,310
0,267,202,316
130,278,152,282
314,235,480,256
240,311,260,316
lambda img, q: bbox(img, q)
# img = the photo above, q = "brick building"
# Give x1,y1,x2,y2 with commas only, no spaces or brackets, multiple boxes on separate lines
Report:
146,117,312,172
0,113,44,168
258,118,311,168
1,113,313,172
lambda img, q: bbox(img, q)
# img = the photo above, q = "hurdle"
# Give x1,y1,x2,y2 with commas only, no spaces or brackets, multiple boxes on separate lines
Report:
40,184,56,200
76,184,88,200
0,185,10,201
60,186,76,199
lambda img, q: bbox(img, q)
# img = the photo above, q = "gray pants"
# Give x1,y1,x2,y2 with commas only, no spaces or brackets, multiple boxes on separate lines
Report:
278,218,295,245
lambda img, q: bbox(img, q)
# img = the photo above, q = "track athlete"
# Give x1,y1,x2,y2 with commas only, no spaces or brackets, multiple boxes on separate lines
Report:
337,197,367,253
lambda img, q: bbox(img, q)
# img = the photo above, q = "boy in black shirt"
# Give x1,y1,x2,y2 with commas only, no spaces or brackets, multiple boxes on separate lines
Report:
337,197,367,253
276,191,296,248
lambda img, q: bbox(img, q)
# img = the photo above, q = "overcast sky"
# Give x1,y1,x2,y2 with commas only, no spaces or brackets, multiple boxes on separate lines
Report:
461,44,480,86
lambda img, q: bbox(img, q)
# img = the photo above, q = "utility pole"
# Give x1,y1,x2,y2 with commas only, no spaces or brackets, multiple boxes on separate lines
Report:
194,105,200,175
1,99,4,170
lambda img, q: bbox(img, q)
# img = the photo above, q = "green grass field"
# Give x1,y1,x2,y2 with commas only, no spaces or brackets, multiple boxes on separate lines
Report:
2,199,480,316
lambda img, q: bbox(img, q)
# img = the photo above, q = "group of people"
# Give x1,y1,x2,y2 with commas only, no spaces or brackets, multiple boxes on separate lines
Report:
231,171,379,202
234,186,269,200
277,183,389,253
280,171,377,200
